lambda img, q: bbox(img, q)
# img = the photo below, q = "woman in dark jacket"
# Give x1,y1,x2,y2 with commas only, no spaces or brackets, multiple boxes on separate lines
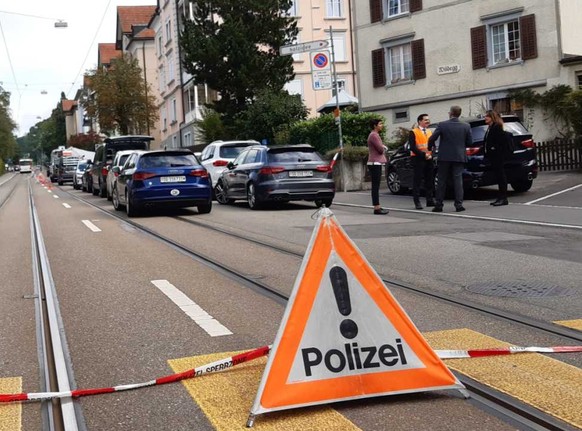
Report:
484,110,508,206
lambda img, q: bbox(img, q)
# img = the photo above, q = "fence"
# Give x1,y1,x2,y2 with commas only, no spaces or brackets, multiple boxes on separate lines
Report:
536,140,582,171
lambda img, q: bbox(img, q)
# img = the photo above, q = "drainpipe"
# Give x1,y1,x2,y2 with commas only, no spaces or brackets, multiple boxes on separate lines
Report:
347,0,357,103
175,0,186,147
142,41,151,135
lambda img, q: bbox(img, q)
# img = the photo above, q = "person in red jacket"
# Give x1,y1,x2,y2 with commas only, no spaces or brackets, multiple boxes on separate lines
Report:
409,114,436,210
367,119,389,215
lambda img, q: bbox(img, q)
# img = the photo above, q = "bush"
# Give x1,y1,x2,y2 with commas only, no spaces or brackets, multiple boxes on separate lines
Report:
0,157,4,175
325,145,369,162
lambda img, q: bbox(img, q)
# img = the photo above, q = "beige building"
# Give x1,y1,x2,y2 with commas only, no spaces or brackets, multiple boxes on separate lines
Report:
285,0,358,116
354,0,582,141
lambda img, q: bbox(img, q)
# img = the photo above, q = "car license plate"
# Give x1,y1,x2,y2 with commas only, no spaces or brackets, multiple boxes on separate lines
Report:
160,176,186,183
289,171,313,177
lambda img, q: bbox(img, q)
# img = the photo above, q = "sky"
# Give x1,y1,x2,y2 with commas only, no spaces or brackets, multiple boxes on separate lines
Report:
0,0,156,137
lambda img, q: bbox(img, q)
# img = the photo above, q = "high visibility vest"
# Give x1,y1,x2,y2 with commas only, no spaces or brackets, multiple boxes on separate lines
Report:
411,128,432,157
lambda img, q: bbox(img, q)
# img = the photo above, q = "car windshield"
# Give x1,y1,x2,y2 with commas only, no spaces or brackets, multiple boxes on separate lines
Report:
268,150,321,163
117,155,130,167
139,154,198,168
78,163,87,170
219,145,250,159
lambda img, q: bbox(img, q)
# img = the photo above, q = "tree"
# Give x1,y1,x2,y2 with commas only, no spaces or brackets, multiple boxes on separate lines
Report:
84,54,158,135
0,84,18,164
234,89,308,143
180,0,298,129
68,131,102,151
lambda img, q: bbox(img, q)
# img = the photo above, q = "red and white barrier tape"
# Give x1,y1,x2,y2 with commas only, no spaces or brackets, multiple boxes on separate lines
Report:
1,344,580,403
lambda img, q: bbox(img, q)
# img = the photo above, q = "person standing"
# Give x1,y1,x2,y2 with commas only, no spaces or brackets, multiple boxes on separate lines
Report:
409,114,435,210
428,105,472,212
367,119,389,215
484,110,509,206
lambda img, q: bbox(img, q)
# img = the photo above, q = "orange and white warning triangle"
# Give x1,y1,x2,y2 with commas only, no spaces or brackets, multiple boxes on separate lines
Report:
249,208,466,420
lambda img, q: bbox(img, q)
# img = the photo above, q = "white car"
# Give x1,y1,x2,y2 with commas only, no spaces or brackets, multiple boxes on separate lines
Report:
106,150,138,200
72,160,91,190
199,140,259,187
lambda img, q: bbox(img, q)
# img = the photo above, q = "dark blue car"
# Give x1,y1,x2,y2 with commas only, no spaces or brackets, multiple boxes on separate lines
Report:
111,150,212,217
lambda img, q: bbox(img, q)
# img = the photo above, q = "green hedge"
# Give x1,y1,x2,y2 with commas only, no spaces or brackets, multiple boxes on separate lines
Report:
0,158,4,175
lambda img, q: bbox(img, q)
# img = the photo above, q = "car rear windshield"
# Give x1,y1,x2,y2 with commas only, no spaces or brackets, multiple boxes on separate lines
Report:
219,145,251,159
268,149,322,163
470,120,529,144
139,153,198,168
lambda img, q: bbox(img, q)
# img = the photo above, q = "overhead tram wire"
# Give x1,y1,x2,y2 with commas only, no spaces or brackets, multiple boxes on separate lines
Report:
0,17,23,118
65,0,112,99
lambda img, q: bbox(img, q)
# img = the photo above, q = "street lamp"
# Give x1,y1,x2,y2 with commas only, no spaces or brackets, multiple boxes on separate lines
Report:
0,10,68,28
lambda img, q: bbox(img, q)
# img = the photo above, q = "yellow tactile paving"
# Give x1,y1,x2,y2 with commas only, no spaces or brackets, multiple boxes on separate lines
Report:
424,328,582,429
554,319,582,331
0,377,21,431
168,351,360,430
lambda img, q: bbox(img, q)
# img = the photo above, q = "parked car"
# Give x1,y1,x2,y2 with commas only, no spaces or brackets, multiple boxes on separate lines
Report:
198,140,259,187
386,115,538,194
106,150,137,201
72,160,90,190
214,144,335,210
81,161,93,192
111,150,212,217
89,135,153,198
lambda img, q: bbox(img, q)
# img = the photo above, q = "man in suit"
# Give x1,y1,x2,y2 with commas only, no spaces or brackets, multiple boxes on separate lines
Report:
428,105,472,212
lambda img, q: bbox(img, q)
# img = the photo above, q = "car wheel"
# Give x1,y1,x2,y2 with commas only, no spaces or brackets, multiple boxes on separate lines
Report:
315,198,333,208
126,191,139,217
511,179,533,192
197,201,212,214
58,178,63,186
387,170,404,194
215,181,234,205
247,183,262,210
112,186,122,211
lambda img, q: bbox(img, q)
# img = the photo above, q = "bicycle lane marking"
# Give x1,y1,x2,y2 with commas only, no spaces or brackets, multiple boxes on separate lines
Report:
524,183,582,205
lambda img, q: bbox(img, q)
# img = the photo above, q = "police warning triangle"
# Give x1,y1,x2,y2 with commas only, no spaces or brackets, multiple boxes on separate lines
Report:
249,208,465,421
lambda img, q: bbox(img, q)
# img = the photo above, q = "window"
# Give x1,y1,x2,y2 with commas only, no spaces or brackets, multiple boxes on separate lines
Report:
165,19,172,43
172,135,178,148
167,52,175,83
288,0,299,16
393,108,409,123
326,32,346,61
284,79,303,97
387,0,409,17
491,20,520,64
577,72,582,90
471,14,537,69
156,33,163,57
200,145,214,161
243,149,261,164
170,98,177,123
159,65,166,91
388,43,412,83
183,132,192,148
185,86,196,113
326,0,342,17
161,105,167,130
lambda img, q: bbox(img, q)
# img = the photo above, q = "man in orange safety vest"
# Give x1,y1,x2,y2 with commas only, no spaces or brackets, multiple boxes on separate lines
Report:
409,114,435,210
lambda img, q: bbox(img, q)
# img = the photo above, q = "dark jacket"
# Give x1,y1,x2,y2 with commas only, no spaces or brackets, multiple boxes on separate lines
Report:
428,118,472,163
484,123,506,163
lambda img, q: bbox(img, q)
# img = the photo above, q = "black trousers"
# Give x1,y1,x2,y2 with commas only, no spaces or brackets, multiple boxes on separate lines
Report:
435,161,464,208
412,156,434,203
489,158,508,199
368,164,383,206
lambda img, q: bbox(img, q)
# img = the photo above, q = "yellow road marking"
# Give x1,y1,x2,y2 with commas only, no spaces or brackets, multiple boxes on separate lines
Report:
0,377,21,431
554,319,582,331
424,328,582,429
169,351,360,430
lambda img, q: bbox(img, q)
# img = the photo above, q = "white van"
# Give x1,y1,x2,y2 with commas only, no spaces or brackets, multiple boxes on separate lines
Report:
18,158,33,174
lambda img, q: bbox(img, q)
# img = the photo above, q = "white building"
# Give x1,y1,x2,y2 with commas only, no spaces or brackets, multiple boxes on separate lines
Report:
354,0,582,140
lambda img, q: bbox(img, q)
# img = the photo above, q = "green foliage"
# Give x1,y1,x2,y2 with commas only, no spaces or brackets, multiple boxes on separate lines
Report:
509,85,582,139
233,89,308,143
288,112,386,154
195,107,229,144
324,145,370,162
180,0,298,124
84,54,159,135
0,84,18,163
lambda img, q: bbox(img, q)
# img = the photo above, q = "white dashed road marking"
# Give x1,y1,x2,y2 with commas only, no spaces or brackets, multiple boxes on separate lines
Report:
524,183,582,205
81,220,101,232
151,280,232,337
62,203,71,209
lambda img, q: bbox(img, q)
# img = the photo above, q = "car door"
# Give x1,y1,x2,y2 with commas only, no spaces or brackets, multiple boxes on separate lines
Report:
233,149,262,194
223,149,250,198
117,153,138,205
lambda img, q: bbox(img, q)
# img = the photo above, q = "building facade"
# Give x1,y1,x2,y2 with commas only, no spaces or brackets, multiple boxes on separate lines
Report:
284,0,357,115
354,0,582,141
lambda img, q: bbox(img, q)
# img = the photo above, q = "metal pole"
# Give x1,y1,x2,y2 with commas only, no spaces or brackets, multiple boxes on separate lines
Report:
329,26,346,193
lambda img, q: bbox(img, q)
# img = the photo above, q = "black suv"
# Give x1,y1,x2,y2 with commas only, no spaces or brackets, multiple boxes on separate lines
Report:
386,115,538,194
89,135,153,197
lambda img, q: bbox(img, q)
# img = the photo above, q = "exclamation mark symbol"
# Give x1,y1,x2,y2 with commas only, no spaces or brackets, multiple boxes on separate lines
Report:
329,266,358,339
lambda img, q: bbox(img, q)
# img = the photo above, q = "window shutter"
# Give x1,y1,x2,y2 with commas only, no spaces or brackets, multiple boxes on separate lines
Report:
410,0,423,13
411,39,426,80
370,0,382,23
470,25,487,69
372,49,386,87
520,14,537,60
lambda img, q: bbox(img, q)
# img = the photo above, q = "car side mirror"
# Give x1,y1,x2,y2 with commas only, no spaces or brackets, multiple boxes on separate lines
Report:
112,166,121,174
226,161,235,169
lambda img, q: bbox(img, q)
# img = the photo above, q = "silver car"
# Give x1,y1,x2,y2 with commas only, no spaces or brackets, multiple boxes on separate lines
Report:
106,150,138,200
199,140,259,188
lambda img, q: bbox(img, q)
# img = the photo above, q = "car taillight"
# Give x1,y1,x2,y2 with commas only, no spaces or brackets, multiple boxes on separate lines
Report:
316,165,332,173
132,172,156,181
101,167,109,176
521,139,535,148
465,147,480,156
212,160,229,167
189,169,209,178
259,167,285,175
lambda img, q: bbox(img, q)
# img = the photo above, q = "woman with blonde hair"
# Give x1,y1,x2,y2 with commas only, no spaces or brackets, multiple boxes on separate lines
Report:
484,110,509,206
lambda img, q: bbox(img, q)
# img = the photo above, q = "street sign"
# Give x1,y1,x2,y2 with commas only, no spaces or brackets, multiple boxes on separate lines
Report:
279,40,329,56
310,51,332,90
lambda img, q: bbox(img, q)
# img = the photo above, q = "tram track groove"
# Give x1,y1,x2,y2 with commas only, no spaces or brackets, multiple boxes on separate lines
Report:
65,190,580,431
